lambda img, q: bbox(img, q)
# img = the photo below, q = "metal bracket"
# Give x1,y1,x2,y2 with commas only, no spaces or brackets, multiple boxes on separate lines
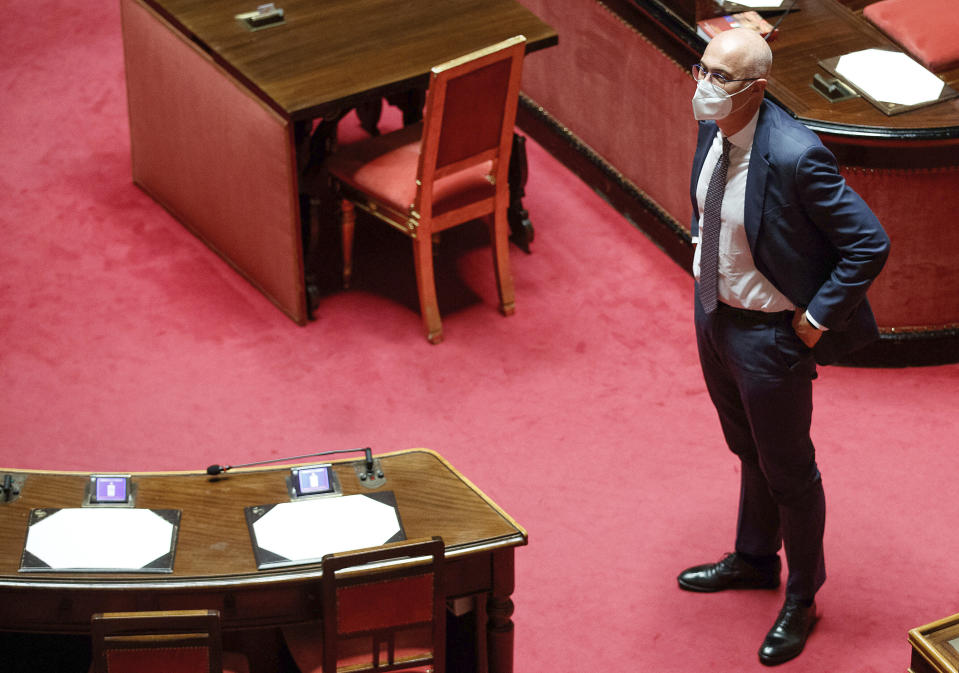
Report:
236,3,285,31
355,458,386,489
812,73,859,103
1,474,24,503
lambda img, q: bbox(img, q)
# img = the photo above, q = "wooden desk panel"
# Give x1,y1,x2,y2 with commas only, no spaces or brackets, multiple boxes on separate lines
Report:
121,0,307,323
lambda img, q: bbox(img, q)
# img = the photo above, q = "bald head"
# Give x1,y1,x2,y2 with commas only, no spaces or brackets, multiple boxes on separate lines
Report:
696,28,772,134
704,28,773,80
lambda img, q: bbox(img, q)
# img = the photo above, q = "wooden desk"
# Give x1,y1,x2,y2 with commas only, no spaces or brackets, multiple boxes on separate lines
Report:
909,613,959,673
120,0,557,324
0,450,527,673
517,0,959,365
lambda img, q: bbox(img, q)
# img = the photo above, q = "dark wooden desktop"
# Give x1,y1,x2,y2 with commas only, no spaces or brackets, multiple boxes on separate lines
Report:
120,0,557,325
147,0,553,121
654,0,959,132
0,450,527,673
517,0,959,365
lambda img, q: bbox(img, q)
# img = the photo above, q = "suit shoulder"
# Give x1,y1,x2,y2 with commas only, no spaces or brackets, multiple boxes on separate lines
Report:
761,101,829,162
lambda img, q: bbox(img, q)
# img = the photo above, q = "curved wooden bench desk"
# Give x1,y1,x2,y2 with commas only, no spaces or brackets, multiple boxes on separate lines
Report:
517,0,959,365
0,450,526,673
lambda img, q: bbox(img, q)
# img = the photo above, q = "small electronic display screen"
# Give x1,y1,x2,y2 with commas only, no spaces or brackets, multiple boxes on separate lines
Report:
92,476,129,503
294,465,334,496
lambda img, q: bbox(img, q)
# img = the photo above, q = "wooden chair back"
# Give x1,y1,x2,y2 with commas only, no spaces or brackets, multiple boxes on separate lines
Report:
322,537,446,673
415,35,527,223
91,609,223,673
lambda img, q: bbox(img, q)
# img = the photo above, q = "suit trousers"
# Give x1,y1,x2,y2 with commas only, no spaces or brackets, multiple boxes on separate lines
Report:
694,287,826,599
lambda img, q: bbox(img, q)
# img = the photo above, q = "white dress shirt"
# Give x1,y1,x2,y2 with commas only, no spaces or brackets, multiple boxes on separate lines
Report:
692,111,797,314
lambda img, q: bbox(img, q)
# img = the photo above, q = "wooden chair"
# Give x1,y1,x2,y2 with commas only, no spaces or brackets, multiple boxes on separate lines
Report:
283,537,446,673
326,36,528,344
90,609,249,673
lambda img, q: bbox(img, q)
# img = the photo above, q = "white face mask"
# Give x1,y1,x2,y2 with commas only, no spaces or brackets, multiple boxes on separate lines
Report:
691,78,756,121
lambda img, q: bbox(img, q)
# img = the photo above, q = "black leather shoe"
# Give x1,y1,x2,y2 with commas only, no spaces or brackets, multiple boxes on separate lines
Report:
677,552,781,592
758,596,818,666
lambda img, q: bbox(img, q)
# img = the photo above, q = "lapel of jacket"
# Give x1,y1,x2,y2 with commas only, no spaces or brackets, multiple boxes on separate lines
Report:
744,100,772,252
690,121,718,237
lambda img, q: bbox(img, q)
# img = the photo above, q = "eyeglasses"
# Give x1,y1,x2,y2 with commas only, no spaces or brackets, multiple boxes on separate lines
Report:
692,63,760,88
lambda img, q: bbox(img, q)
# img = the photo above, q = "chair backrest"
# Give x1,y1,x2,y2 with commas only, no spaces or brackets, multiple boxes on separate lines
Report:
322,537,446,673
91,609,223,673
415,35,527,216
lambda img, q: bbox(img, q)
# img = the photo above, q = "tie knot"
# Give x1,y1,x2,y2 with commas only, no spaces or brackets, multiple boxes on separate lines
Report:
721,136,731,157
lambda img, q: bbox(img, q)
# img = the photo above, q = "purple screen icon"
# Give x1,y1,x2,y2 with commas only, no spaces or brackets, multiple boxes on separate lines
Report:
296,467,332,495
94,477,128,503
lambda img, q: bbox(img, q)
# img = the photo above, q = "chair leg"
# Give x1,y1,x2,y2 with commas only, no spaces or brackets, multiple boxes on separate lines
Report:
490,207,516,316
305,194,323,316
412,233,443,344
341,199,355,289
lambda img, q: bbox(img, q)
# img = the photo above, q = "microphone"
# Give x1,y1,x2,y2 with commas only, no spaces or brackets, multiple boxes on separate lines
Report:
206,447,375,477
765,0,799,41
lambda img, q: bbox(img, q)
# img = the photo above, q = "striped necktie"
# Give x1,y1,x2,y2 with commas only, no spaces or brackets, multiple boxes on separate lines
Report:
699,136,731,314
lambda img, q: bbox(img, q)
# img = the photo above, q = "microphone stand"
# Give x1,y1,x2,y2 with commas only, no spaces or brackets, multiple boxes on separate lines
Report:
206,447,376,479
765,0,799,41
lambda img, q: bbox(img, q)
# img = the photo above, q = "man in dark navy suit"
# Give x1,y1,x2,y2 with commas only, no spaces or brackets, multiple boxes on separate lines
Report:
676,28,889,666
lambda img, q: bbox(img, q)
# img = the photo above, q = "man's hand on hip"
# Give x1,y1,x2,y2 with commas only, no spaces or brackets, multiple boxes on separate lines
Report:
792,309,823,349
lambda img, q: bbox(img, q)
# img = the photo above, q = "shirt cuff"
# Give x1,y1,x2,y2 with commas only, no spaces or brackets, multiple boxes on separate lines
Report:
805,311,828,331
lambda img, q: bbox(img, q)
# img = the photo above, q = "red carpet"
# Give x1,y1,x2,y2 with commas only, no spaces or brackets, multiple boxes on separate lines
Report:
2,2,959,671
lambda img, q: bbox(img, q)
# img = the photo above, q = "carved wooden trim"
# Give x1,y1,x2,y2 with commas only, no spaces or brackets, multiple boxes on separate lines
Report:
516,93,694,270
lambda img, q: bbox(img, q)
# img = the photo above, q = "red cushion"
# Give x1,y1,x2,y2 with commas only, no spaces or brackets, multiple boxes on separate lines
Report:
106,646,208,673
864,0,959,72
102,645,248,673
328,123,495,218
283,621,433,673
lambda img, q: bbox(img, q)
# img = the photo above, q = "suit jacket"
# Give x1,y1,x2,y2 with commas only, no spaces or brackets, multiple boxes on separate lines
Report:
690,99,891,365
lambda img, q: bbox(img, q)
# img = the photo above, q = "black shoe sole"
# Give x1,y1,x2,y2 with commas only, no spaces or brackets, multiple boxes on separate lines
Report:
759,649,802,666
677,577,780,592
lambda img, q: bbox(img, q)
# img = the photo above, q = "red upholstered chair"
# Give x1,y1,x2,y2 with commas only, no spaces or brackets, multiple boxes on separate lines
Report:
90,609,249,673
326,36,527,344
864,0,959,72
283,537,446,673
